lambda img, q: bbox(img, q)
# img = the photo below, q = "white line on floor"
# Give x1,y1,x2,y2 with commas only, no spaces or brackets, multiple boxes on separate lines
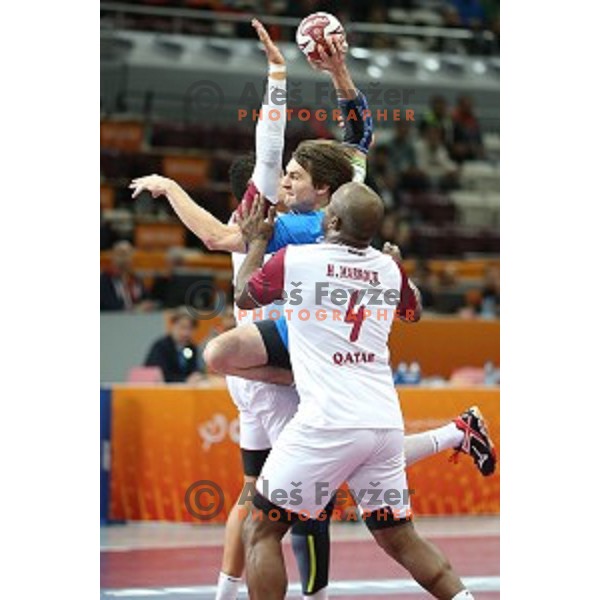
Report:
101,576,500,597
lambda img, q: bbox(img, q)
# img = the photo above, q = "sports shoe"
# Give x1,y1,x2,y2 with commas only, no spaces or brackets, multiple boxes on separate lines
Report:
451,406,497,476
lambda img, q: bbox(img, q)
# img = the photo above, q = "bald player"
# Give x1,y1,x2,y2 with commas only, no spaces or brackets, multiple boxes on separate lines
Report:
234,182,476,600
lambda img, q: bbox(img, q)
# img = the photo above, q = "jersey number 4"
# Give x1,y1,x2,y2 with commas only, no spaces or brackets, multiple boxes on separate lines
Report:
344,291,366,342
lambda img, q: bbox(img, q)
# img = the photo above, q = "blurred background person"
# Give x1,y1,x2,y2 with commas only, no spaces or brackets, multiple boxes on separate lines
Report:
419,95,454,148
385,121,428,192
478,265,500,317
451,95,485,162
149,246,186,309
411,260,439,311
100,240,153,312
366,145,398,209
415,125,460,191
372,212,399,249
144,307,203,383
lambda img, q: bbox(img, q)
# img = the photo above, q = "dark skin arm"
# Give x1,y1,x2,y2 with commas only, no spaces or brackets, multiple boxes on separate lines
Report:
383,242,423,323
234,194,277,308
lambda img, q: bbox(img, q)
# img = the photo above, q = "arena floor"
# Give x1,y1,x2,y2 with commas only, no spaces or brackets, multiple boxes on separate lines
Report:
100,516,499,599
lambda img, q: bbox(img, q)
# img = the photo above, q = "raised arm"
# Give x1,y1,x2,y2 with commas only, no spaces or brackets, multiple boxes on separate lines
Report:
310,36,374,181
250,19,287,204
129,175,245,252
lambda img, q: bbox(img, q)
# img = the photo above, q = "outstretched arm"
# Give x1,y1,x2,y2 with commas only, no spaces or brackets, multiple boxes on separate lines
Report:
129,175,245,252
129,21,286,255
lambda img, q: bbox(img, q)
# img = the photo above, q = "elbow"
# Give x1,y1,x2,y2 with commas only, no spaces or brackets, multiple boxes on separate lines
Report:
205,233,244,253
203,235,222,251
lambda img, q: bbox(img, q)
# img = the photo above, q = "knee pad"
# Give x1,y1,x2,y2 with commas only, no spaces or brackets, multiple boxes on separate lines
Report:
290,496,336,594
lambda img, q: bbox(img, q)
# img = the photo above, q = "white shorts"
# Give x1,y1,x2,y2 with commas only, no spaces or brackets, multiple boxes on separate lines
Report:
256,418,411,520
226,376,300,450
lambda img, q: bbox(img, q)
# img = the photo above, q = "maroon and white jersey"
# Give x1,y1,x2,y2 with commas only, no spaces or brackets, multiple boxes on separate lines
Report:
246,242,417,429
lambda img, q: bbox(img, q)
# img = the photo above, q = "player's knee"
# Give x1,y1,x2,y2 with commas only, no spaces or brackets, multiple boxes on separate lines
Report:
372,520,415,558
241,511,260,548
242,508,275,549
203,337,229,373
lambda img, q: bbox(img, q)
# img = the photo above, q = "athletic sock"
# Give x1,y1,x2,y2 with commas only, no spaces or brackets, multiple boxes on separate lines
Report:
215,571,242,600
303,588,328,599
432,422,466,452
451,590,475,599
404,431,437,467
405,423,465,467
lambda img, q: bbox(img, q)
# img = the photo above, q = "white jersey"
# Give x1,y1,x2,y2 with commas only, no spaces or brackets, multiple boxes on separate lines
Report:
247,242,407,430
226,249,298,443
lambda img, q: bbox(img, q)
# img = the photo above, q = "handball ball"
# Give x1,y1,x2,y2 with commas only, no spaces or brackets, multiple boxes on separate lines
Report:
296,12,348,62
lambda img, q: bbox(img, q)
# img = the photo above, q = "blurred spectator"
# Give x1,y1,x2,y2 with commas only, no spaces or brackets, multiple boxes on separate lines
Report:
100,210,117,251
432,264,468,314
390,122,430,192
414,125,460,190
419,96,454,148
367,3,392,49
100,241,153,312
287,0,337,19
366,146,397,208
393,220,415,257
451,95,485,162
197,305,237,372
447,0,486,28
372,212,399,249
102,1,498,55
435,9,468,56
150,247,186,308
144,307,203,383
468,18,496,55
478,265,500,317
411,260,438,310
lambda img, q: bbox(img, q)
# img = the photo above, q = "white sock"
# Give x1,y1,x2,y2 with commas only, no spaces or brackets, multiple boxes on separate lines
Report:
431,422,465,452
452,590,474,599
405,423,464,467
404,432,437,467
215,571,242,600
303,589,328,600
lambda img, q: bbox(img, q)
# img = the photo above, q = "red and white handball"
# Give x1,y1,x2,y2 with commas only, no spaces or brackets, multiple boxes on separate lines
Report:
296,12,348,62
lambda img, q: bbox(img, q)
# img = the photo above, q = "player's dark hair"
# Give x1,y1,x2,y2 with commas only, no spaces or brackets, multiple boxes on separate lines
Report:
292,140,354,195
170,306,197,327
229,152,256,202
